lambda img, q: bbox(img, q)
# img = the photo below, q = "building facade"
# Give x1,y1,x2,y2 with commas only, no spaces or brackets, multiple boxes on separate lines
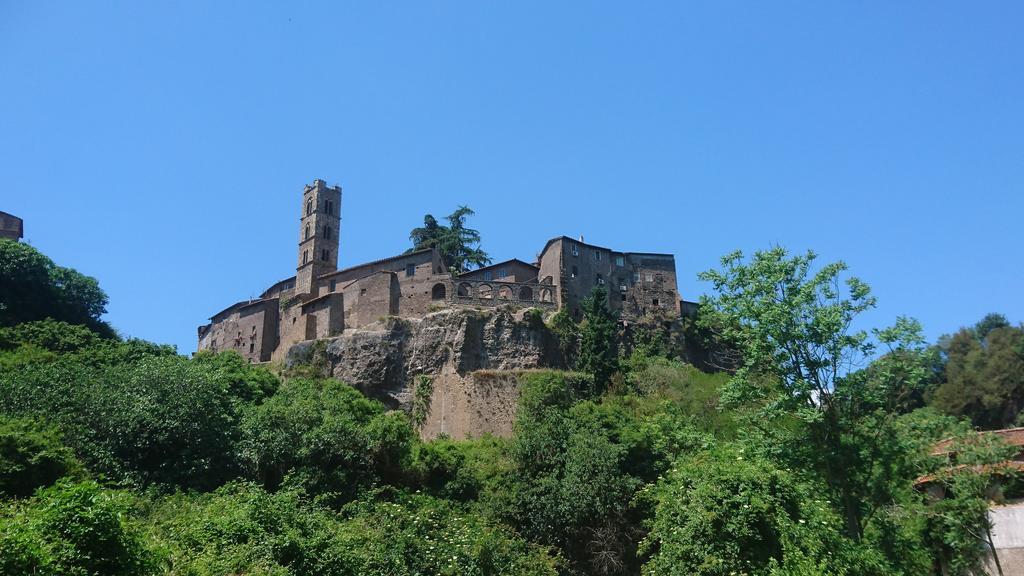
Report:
197,180,685,362
0,212,23,241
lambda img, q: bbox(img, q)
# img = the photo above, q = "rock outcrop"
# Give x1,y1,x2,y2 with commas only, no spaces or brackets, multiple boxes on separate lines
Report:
284,307,564,438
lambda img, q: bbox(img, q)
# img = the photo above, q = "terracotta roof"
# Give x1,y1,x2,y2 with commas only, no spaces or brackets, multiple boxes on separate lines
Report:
931,427,1024,456
915,461,1024,487
208,296,276,321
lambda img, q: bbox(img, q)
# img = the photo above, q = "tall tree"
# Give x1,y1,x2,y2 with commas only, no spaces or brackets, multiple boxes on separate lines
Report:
578,287,619,395
407,206,490,274
698,247,936,542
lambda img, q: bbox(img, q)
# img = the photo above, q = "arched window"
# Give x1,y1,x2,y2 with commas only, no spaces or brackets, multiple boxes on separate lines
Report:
519,286,533,301
457,282,472,297
305,224,310,240
497,286,512,300
540,288,553,303
432,283,446,301
306,200,313,215
303,250,308,264
478,284,493,299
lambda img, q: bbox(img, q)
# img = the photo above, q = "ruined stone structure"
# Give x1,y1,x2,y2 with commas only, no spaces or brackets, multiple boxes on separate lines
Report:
197,179,685,364
0,212,23,241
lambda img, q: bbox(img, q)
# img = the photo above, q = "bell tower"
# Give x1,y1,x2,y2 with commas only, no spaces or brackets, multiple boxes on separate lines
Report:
296,179,342,294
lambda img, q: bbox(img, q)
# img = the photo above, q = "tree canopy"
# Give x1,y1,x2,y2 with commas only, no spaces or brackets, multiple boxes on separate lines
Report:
0,240,113,337
407,206,491,273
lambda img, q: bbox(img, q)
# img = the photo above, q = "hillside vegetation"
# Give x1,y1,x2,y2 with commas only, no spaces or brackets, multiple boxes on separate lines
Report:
1,238,1022,575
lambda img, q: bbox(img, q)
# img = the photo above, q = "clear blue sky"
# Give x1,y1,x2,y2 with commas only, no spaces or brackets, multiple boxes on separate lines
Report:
2,2,1021,354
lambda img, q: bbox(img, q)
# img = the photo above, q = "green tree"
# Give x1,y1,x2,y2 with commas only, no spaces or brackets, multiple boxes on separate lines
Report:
578,287,619,395
407,206,491,273
0,240,113,336
930,318,1024,429
499,372,643,575
640,446,854,576
698,248,936,544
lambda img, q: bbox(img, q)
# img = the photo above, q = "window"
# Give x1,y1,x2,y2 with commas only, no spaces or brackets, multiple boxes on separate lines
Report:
305,224,310,240
321,249,329,262
497,268,507,279
483,270,492,281
303,250,308,264
249,343,254,353
645,273,654,283
329,279,337,292
571,265,578,278
621,294,626,302
306,200,313,215
615,255,624,267
326,200,334,215
595,251,601,261
653,298,660,307
406,264,416,277
633,272,640,283
323,225,330,239
571,244,579,257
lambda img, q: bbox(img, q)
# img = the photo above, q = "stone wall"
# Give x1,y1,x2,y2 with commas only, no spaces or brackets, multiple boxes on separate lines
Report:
300,292,344,340
538,236,680,321
197,297,279,362
454,278,555,309
285,307,564,439
342,272,399,329
0,211,23,241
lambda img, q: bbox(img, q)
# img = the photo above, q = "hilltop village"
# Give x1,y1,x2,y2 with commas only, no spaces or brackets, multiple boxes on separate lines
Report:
198,179,686,362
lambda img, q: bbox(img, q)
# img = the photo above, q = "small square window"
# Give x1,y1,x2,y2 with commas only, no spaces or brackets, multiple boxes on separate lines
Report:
497,268,507,278
406,264,416,277
653,298,660,307
645,273,654,283
615,256,624,267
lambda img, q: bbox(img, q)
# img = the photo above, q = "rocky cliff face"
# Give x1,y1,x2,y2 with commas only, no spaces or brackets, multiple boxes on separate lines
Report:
284,307,564,438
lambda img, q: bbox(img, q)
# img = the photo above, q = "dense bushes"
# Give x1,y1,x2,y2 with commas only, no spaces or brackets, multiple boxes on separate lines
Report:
0,416,81,498
0,354,249,489
0,480,158,576
238,378,413,501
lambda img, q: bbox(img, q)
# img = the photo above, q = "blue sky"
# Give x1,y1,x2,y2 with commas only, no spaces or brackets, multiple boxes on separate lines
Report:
2,2,1021,354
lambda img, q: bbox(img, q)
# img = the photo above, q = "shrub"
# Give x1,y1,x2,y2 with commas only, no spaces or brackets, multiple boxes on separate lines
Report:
0,415,81,498
238,378,414,503
0,480,158,576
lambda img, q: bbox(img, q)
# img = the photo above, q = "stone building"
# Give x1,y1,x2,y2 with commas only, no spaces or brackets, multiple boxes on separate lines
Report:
197,179,685,362
0,212,23,241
